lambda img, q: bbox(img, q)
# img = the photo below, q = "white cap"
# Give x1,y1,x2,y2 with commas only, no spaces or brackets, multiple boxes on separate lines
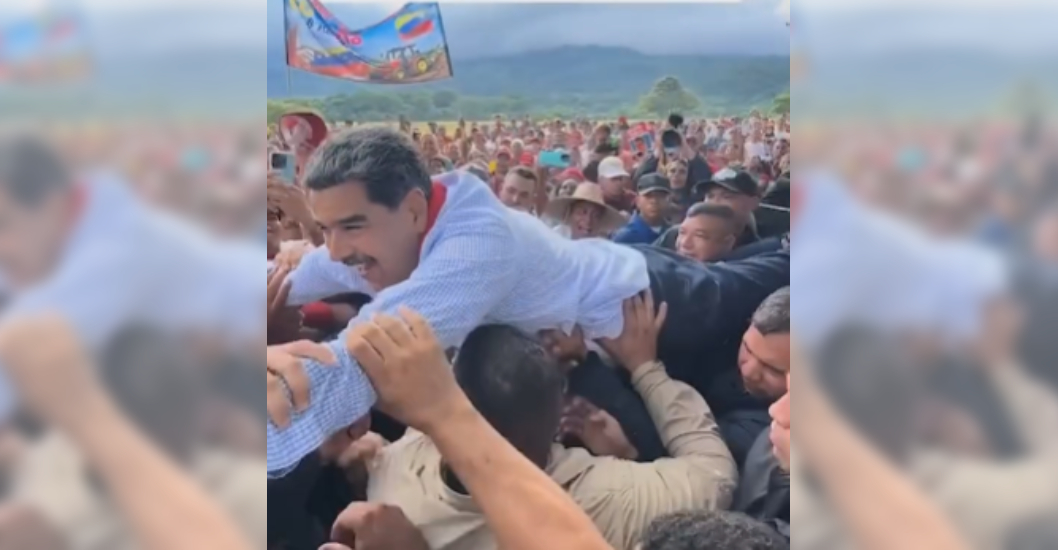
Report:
598,156,629,179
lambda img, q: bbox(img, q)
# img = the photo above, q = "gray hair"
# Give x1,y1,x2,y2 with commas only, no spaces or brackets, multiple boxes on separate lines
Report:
304,127,431,209
751,286,790,335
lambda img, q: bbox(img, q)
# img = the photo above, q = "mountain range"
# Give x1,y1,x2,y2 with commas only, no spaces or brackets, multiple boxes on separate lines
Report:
268,44,791,113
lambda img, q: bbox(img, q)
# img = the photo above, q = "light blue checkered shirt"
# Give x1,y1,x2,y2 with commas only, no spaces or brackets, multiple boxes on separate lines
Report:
269,170,649,476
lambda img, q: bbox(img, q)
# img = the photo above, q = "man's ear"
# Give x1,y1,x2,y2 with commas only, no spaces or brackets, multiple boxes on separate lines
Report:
405,189,429,231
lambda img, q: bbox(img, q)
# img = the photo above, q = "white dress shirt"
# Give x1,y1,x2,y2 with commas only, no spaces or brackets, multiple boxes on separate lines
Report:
0,174,266,419
792,171,1006,349
269,171,649,475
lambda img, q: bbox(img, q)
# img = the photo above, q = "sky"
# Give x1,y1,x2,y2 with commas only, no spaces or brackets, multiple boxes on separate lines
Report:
272,1,790,57
4,1,1057,57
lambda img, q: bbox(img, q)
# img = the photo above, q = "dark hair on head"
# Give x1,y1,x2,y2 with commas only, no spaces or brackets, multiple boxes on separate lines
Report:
751,286,790,336
583,160,600,183
593,142,618,156
641,510,787,550
304,127,432,209
0,134,71,205
685,202,738,235
454,325,566,464
816,326,920,460
100,326,202,448
687,202,735,222
509,166,538,183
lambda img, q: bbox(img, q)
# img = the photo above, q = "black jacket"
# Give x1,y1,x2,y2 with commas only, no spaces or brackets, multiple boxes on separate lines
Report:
634,244,790,417
734,429,790,541
653,214,761,255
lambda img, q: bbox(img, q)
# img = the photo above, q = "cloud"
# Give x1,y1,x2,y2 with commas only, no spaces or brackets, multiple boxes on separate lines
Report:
298,1,790,57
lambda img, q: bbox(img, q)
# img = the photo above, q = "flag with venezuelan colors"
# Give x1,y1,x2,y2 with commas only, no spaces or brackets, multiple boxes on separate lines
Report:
284,1,453,85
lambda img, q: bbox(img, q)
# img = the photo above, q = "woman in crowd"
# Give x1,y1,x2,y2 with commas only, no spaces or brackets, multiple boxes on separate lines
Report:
542,182,626,240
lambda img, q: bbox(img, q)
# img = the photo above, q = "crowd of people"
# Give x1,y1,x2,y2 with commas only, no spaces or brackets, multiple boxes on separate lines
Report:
792,117,1058,549
265,110,793,550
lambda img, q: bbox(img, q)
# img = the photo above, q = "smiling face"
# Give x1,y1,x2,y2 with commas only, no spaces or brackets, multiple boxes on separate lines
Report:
567,201,603,239
676,214,735,263
308,181,428,291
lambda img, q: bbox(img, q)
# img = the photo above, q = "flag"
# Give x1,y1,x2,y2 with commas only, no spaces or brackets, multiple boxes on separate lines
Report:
284,0,453,85
0,12,91,84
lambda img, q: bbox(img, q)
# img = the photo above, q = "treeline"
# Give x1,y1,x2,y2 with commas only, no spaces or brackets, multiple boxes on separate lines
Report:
268,77,790,123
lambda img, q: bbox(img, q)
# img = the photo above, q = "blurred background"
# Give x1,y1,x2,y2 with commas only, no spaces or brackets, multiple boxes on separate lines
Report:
0,0,265,548
794,1,1058,548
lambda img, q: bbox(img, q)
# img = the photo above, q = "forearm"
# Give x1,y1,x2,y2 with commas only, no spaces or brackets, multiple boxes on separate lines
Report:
69,394,253,550
429,404,612,550
802,399,969,550
268,341,377,475
633,361,734,462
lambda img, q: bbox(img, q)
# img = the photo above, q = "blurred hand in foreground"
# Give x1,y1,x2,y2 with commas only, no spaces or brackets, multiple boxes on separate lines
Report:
346,307,470,434
321,502,429,550
0,314,105,431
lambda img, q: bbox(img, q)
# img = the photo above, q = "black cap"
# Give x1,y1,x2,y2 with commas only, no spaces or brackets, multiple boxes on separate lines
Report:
637,173,672,195
696,167,758,197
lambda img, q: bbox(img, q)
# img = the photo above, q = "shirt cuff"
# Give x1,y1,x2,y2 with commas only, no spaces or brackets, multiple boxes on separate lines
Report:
630,359,667,389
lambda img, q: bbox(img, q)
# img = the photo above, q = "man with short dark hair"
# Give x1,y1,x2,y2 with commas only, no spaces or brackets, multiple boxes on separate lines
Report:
711,286,791,466
640,510,788,550
733,287,791,540
363,308,736,550
271,127,789,477
0,135,262,418
612,173,671,245
675,203,739,263
497,167,538,213
698,167,762,247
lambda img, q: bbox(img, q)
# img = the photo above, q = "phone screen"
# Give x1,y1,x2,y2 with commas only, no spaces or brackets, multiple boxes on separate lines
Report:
270,152,297,185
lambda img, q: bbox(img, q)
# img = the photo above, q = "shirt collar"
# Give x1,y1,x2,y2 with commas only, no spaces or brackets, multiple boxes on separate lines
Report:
420,181,448,252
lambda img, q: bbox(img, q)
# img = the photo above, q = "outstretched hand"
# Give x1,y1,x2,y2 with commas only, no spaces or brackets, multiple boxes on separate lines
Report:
267,340,337,428
346,307,470,435
597,291,667,374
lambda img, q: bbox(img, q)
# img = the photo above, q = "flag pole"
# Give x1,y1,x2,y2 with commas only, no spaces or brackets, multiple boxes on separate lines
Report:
282,0,293,97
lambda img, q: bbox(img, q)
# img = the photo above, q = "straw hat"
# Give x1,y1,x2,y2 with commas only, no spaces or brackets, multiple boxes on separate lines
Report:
543,183,626,233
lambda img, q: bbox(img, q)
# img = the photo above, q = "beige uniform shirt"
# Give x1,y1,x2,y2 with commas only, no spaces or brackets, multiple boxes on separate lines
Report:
11,433,267,550
791,364,1058,550
367,361,738,550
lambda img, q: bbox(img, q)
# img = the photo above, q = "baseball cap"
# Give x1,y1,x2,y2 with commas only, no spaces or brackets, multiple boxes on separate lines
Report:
697,167,759,197
636,173,672,195
598,156,630,179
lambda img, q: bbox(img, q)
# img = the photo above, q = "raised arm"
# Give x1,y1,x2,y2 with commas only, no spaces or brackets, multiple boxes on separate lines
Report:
267,231,517,475
349,309,614,550
284,246,377,307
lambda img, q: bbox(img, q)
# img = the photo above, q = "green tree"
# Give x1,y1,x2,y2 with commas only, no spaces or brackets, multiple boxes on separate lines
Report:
771,90,790,115
432,89,458,109
638,76,701,118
